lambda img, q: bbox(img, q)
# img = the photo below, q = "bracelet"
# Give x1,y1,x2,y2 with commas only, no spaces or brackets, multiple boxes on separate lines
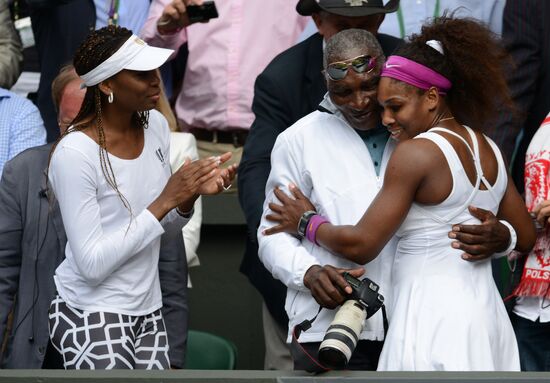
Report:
305,215,330,245
297,210,316,239
493,220,517,259
176,206,194,218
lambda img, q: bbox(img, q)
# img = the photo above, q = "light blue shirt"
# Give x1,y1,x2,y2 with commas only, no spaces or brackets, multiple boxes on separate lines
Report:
379,0,505,39
354,127,390,176
0,88,46,177
94,0,150,34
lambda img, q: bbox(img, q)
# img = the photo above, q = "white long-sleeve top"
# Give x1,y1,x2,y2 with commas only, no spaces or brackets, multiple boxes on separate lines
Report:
169,132,202,287
49,110,188,316
258,98,398,343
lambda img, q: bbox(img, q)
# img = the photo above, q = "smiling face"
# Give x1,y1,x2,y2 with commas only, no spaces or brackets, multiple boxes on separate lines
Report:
377,77,440,141
327,53,382,131
102,69,161,112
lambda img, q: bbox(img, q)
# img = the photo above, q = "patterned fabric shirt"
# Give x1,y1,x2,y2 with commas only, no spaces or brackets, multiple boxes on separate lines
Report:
0,88,46,176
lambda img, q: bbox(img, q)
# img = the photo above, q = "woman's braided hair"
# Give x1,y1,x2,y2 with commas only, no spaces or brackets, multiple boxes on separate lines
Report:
392,14,513,130
48,25,150,213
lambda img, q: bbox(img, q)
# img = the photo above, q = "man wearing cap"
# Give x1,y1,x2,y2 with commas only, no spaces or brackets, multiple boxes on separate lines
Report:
257,28,517,371
238,0,401,370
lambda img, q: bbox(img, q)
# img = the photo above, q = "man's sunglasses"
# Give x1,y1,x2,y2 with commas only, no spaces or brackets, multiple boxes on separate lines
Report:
325,55,378,81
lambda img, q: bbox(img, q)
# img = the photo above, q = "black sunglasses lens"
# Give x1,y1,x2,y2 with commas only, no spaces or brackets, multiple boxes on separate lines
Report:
327,66,347,80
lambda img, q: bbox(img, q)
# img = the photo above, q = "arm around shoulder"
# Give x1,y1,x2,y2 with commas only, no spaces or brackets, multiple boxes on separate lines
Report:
315,140,430,264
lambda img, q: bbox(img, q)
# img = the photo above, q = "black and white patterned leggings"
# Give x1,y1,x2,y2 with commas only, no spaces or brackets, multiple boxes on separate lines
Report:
48,295,170,370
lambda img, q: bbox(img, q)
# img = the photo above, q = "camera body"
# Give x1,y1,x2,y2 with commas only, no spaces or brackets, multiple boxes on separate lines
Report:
318,273,385,369
186,1,219,23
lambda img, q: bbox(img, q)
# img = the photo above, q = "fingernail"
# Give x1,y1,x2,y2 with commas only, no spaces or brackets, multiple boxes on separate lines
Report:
452,242,459,248
452,226,460,232
289,183,296,189
449,232,456,239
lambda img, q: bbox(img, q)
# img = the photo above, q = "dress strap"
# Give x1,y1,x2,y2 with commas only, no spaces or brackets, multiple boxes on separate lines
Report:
430,126,500,205
429,127,476,159
412,131,481,223
463,126,501,205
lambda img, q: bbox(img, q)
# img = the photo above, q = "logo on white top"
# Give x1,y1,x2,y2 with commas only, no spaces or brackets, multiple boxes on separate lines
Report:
155,148,166,166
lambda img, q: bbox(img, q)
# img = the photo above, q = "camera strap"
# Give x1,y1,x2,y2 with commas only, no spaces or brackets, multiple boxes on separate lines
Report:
291,306,331,373
290,304,389,373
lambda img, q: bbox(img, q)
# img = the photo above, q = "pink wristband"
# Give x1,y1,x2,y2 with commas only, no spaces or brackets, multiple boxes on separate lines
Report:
305,215,329,245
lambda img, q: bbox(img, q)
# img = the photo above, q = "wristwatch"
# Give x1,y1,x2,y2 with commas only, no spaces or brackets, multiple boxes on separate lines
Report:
297,210,317,239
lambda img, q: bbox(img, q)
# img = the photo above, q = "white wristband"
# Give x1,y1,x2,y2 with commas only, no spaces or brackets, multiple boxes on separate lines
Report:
492,220,517,259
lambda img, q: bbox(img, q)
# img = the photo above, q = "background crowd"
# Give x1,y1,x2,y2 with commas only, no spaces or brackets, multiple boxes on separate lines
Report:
0,0,548,373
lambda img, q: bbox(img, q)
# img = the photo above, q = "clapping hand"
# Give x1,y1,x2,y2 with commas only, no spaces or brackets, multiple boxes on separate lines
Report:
197,152,237,195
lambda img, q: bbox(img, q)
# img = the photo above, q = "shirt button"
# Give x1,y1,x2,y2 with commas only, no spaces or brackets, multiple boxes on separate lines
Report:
373,143,377,148
38,346,45,355
374,161,379,167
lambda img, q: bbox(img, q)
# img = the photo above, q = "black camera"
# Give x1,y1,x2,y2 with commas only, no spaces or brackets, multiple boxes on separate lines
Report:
186,1,219,23
318,273,385,369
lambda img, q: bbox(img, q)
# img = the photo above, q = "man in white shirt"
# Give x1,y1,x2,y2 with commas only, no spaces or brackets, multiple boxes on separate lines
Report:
258,28,515,371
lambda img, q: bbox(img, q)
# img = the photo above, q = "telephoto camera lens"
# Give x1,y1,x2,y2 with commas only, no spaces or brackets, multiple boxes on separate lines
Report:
318,300,367,369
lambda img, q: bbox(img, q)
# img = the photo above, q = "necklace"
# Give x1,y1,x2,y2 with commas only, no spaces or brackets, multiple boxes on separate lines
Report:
438,116,455,123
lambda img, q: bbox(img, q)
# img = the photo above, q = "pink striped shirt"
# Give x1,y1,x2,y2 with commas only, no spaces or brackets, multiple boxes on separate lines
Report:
141,0,308,131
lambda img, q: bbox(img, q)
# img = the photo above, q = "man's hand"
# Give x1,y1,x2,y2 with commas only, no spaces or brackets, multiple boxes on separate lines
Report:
532,199,550,228
448,205,510,261
303,265,365,309
157,0,204,34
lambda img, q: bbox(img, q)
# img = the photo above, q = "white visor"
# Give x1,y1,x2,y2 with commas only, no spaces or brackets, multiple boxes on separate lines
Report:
79,35,174,88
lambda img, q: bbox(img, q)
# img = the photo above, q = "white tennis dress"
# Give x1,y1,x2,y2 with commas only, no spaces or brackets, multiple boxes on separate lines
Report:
377,126,520,371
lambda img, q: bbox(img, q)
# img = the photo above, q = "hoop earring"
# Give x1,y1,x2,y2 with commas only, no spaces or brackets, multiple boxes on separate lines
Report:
108,92,114,104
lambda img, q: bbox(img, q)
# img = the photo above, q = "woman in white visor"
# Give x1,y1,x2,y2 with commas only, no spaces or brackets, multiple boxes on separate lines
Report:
46,25,236,370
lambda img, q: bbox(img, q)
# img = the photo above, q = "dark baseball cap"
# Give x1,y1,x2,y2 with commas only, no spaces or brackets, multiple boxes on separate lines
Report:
297,0,400,17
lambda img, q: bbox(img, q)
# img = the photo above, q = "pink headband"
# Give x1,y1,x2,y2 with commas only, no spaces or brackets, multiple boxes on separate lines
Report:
381,55,452,95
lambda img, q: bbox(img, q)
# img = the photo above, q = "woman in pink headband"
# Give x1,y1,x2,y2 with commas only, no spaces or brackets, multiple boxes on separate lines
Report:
264,16,536,371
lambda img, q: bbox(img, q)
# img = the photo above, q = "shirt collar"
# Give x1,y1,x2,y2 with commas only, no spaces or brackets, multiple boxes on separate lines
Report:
0,88,13,100
318,93,387,136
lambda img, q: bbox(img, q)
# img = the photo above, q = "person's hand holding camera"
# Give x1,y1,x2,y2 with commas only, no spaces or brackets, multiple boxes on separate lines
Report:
303,265,365,310
157,0,204,35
